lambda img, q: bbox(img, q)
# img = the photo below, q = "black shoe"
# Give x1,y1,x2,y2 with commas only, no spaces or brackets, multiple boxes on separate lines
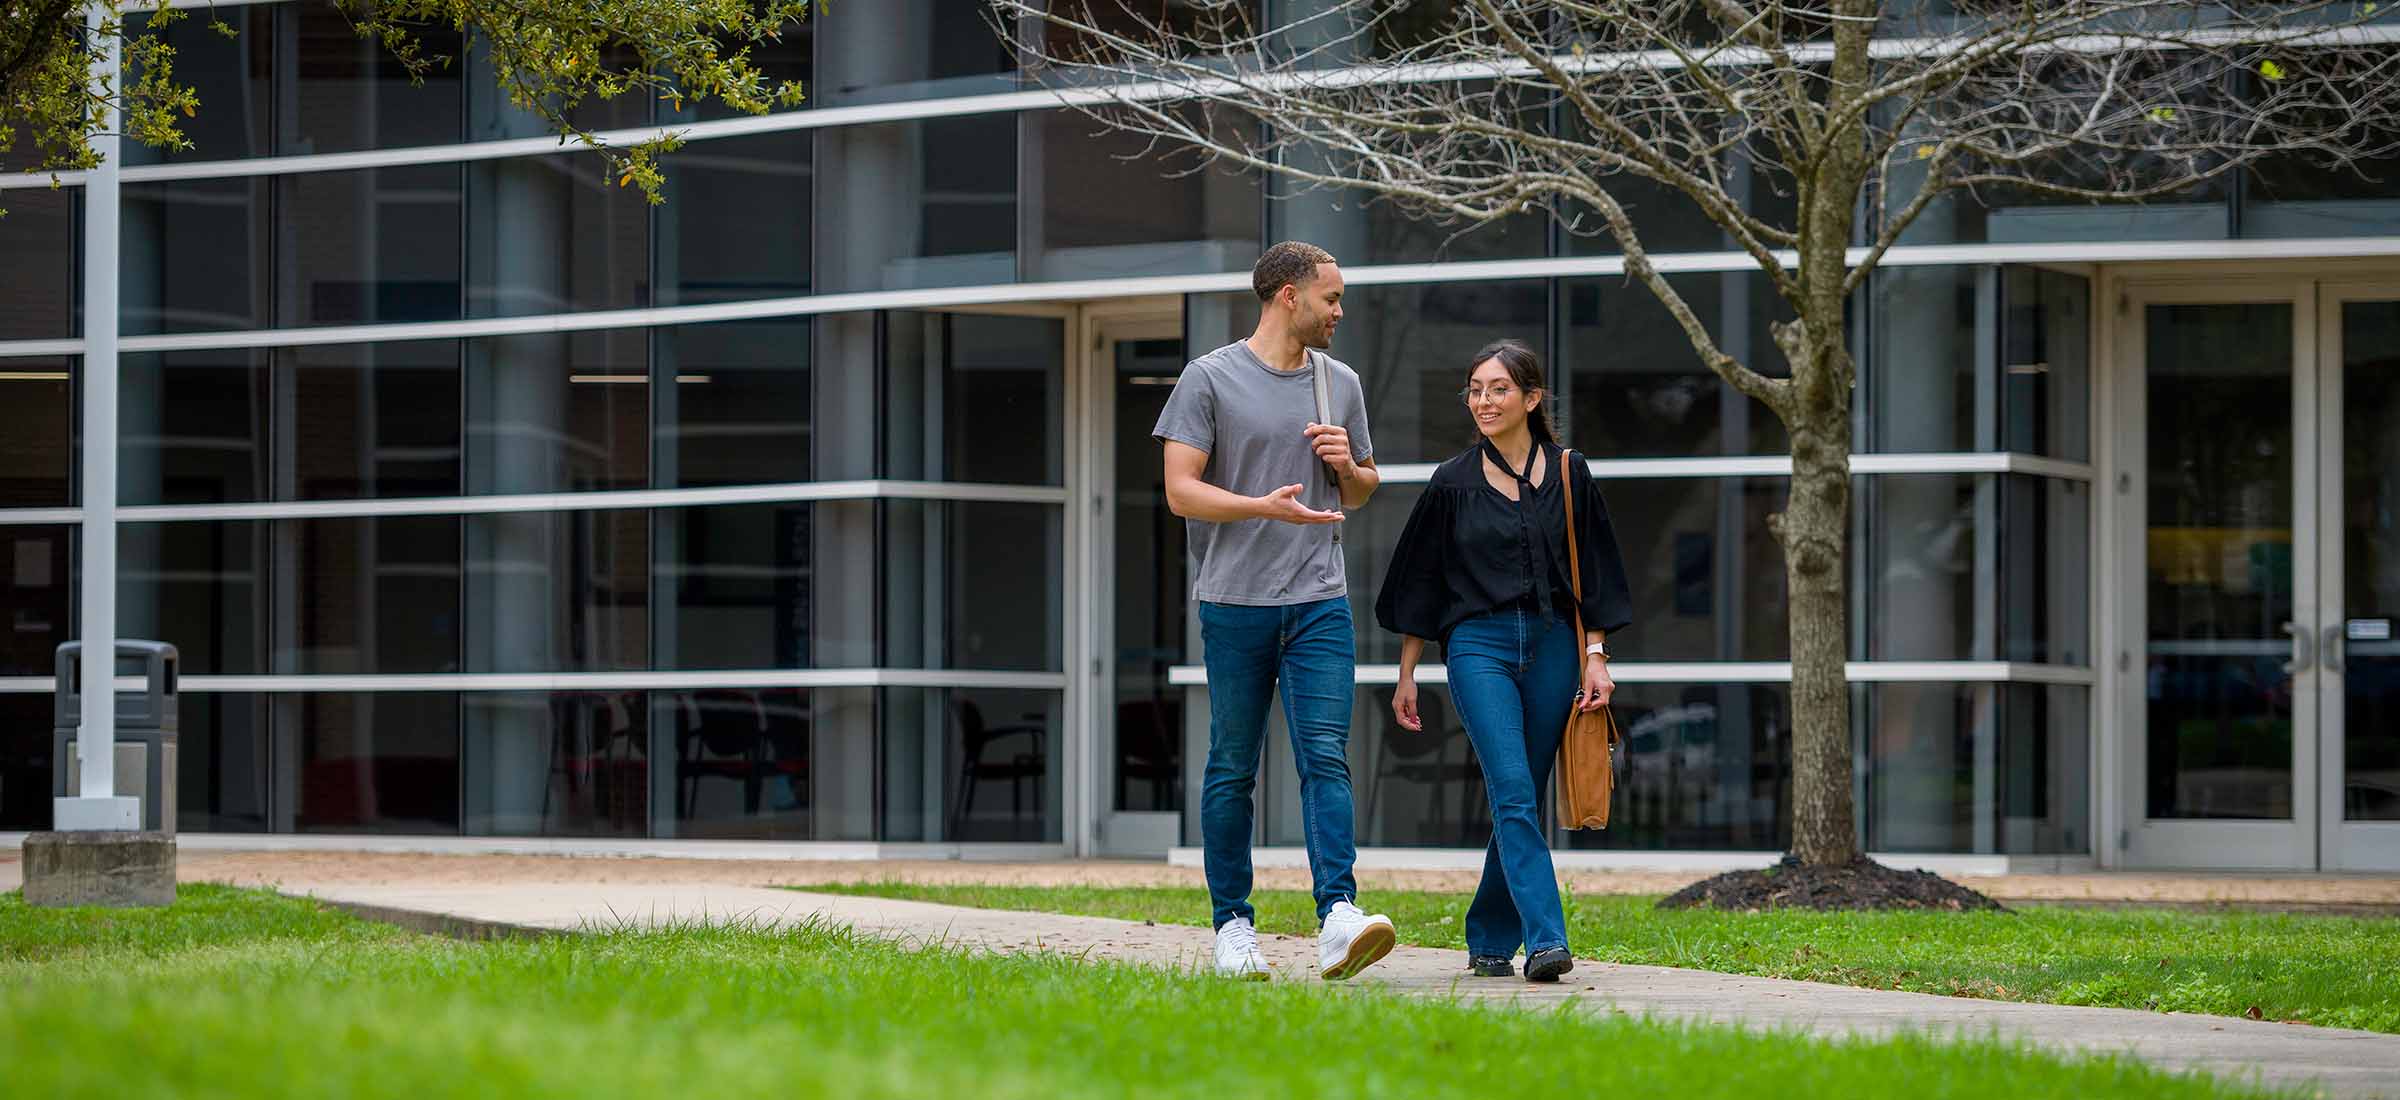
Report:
1468,954,1514,977
1524,947,1574,983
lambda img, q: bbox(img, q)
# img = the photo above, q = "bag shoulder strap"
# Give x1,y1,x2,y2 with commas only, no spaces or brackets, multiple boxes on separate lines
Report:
1559,447,1586,636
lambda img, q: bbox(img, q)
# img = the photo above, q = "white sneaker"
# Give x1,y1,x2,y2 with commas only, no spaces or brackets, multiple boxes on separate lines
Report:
1214,916,1270,981
1317,900,1396,980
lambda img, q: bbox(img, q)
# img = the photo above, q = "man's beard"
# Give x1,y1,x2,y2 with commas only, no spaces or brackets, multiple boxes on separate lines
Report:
1303,318,1335,349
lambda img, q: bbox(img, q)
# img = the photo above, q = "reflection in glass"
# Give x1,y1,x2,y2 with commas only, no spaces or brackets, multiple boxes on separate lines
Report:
1025,109,1259,280
655,321,811,488
817,115,1017,291
119,520,266,675
657,688,814,838
123,179,271,334
464,510,648,673
281,517,463,675
1329,280,1549,464
813,0,1016,107
656,503,814,670
1559,682,1794,851
1349,684,1489,847
0,525,72,676
1869,266,2091,459
283,340,463,499
465,691,649,837
1114,338,1190,812
466,330,649,494
280,3,462,154
126,7,272,164
2245,145,2400,239
2343,300,2400,820
0,359,72,507
0,696,52,829
884,312,1064,484
1860,474,2089,664
882,687,1061,843
2145,302,2295,820
883,501,1063,672
1861,683,2089,853
656,134,813,306
177,694,270,833
1562,274,1793,458
120,351,268,505
466,155,651,317
0,187,76,339
280,165,464,326
288,692,461,833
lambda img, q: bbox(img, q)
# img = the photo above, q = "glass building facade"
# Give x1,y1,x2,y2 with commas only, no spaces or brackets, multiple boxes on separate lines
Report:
3,1,2395,870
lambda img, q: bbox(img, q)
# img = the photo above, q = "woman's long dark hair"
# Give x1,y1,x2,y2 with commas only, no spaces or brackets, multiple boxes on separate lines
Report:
1468,338,1561,450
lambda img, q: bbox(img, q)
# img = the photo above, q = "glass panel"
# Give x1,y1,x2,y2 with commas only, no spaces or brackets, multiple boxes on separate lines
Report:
1330,280,1550,465
656,133,813,306
2144,302,2296,820
1557,682,1794,851
813,0,1017,107
465,40,651,140
881,687,1062,843
280,165,464,326
466,155,651,317
280,4,463,154
1869,266,2092,459
466,330,649,494
656,687,814,839
123,178,272,334
177,694,270,833
119,520,267,675
1562,274,1793,458
464,691,649,837
882,501,1063,672
1024,109,1260,281
1861,682,2090,854
120,351,269,505
0,360,73,506
2002,268,2093,460
1350,683,1490,847
127,7,273,164
289,692,461,833
0,696,52,829
655,321,811,487
655,503,816,670
0,525,72,676
0,187,76,338
1860,474,2089,664
1270,152,1547,267
2244,146,2400,239
278,516,463,674
284,340,463,499
816,116,1017,292
464,510,648,672
666,17,810,123
884,312,1065,484
1112,338,1190,813
2343,299,2400,820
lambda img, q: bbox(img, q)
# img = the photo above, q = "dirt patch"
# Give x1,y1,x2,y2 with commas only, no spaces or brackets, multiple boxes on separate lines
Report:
1657,857,2007,913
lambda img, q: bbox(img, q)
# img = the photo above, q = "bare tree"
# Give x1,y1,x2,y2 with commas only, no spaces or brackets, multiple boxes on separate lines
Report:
994,0,2400,872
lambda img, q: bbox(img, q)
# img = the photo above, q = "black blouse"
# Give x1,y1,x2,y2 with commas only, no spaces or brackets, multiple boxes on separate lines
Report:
1374,440,1634,647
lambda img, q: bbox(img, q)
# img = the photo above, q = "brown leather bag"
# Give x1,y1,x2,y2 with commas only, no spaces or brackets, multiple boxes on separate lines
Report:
1554,450,1623,830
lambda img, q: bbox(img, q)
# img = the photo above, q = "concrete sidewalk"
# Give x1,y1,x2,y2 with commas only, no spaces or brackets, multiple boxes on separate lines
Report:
281,880,2400,1100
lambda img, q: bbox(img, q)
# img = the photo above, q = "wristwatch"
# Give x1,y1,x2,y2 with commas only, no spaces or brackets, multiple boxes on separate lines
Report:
1584,642,1608,658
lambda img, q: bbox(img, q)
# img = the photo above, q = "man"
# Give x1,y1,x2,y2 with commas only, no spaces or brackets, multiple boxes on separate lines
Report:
1153,241,1395,981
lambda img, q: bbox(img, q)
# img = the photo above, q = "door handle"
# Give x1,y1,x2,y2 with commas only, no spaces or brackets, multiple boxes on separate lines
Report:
2324,624,2345,673
2282,621,2314,674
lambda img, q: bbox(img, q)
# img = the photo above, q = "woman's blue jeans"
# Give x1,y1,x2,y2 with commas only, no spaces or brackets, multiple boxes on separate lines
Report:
1444,607,1577,959
1197,597,1359,929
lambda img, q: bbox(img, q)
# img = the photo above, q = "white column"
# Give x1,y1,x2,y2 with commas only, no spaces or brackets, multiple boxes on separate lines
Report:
59,0,138,831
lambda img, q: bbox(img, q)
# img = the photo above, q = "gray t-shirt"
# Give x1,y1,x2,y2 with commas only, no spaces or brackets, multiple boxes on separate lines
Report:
1153,340,1374,606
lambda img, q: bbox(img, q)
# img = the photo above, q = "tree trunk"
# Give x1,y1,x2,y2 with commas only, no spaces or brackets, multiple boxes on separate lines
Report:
1773,384,1860,866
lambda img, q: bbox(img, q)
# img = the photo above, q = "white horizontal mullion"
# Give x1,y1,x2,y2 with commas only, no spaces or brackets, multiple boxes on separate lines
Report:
0,668,1069,694
0,508,80,526
0,339,83,360
1167,661,2095,686
85,480,1065,523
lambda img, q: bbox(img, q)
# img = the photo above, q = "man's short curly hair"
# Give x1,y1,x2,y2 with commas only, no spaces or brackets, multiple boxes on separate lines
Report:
1252,241,1337,303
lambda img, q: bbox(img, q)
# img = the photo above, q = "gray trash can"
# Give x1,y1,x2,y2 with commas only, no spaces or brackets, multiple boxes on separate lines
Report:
52,641,180,834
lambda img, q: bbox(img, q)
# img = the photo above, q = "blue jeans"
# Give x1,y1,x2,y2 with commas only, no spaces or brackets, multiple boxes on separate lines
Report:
1197,597,1359,929
1444,607,1577,958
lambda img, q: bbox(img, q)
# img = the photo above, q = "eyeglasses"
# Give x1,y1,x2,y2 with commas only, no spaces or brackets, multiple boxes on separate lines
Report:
1459,384,1521,403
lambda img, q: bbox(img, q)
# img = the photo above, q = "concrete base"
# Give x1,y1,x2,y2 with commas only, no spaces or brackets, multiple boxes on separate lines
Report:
21,831,176,908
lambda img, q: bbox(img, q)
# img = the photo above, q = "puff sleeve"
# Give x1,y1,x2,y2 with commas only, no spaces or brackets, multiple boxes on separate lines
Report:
1570,463,1634,635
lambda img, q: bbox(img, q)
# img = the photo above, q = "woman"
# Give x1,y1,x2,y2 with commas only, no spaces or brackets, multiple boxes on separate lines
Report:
1373,338,1632,982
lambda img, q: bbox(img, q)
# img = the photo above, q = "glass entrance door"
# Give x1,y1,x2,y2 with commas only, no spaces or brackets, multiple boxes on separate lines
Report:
2322,289,2400,870
2124,287,2322,869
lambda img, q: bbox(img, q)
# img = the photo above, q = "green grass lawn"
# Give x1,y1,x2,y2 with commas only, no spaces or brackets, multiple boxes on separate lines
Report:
810,882,2400,1034
1,885,2280,1100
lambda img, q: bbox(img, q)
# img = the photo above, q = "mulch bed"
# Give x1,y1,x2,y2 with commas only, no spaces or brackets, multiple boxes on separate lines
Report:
1657,857,2007,913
